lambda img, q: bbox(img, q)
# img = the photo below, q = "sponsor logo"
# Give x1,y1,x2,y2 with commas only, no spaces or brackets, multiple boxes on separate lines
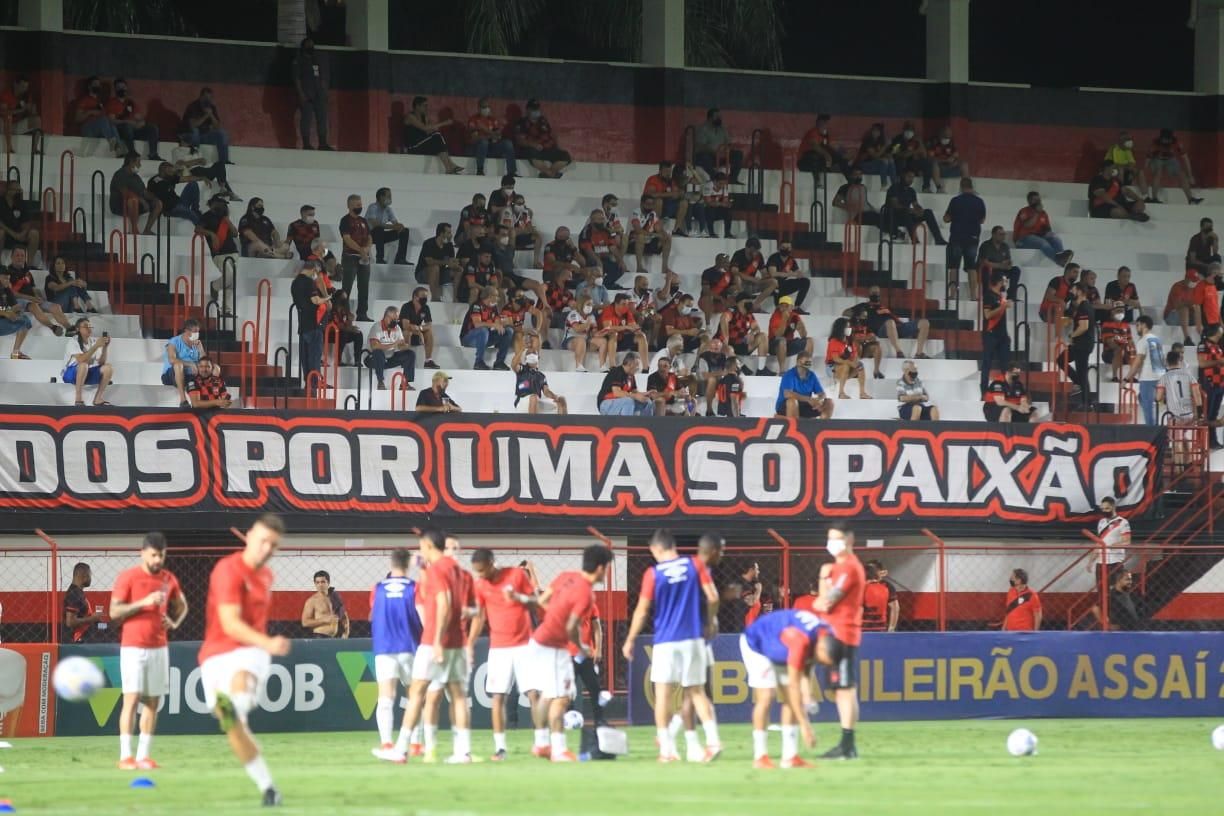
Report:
88,656,123,726
335,651,379,720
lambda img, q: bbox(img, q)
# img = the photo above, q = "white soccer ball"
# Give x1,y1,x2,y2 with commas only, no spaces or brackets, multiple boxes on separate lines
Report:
1212,725,1224,751
1006,728,1038,757
53,656,105,702
563,710,585,730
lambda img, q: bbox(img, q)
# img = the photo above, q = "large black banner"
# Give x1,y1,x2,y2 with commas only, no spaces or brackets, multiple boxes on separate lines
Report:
0,408,1164,534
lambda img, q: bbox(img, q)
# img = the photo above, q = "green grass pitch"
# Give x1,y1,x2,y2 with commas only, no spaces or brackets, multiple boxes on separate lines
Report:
2,720,1221,815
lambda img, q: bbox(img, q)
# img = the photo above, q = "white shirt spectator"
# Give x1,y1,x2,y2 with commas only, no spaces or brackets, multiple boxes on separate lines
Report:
1096,515,1131,565
368,321,405,349
1138,334,1166,382
561,307,595,345
703,180,731,205
364,201,399,228
62,336,102,377
896,374,930,405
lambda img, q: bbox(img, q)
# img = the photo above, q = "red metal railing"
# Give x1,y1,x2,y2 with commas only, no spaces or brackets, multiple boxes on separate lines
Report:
920,528,949,631
840,185,866,292
1118,381,1138,423
240,320,258,408
1064,531,1111,630
57,149,74,223
390,372,409,409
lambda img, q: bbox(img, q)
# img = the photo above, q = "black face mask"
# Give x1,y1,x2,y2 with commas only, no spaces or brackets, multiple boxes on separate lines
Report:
351,206,362,215
89,85,100,95
850,177,863,185
253,207,265,216
214,205,228,216
780,249,790,257
418,295,428,304
869,295,880,304
116,88,127,98
712,118,723,127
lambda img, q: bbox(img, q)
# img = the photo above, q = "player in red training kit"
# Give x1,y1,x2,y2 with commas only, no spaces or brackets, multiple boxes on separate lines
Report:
815,523,866,760
109,531,188,770
197,514,290,807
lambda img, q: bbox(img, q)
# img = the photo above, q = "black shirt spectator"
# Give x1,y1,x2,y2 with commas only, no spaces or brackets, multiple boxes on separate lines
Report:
400,297,432,329
1109,586,1143,631
199,208,238,255
146,174,182,211
287,216,320,259
63,583,91,643
416,384,459,410
238,212,277,256
339,212,371,259
945,189,985,244
292,269,320,332
1071,299,1095,350
417,235,455,269
983,289,1007,339
597,364,634,402
108,165,146,214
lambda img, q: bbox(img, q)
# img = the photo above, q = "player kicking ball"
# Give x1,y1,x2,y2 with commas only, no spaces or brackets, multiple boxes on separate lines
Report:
622,529,722,763
109,532,188,770
197,514,290,807
369,549,423,758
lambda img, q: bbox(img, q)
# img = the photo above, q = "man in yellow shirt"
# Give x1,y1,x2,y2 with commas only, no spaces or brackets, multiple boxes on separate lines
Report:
1103,130,1151,200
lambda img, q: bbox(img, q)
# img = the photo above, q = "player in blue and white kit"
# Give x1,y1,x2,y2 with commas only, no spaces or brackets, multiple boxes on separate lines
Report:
622,529,721,763
370,549,424,758
741,605,832,769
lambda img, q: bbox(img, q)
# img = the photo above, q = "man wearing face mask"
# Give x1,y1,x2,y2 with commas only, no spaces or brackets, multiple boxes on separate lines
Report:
1002,569,1041,632
512,349,566,414
764,241,811,312
928,126,968,193
1059,283,1095,408
888,121,932,192
1146,128,1202,205
694,107,743,184
364,187,410,265
181,87,230,165
579,208,627,287
461,286,514,370
1185,217,1221,276
287,204,321,260
196,195,239,316
105,78,161,160
896,360,939,421
813,524,865,760
74,75,122,155
399,286,438,370
1088,160,1148,221
293,261,331,387
339,194,374,321
416,223,461,302
162,319,203,408
1013,191,1074,266
600,292,650,364
1100,301,1135,383
238,198,292,258
775,352,832,419
849,285,931,360
513,99,571,179
110,152,164,235
1162,271,1202,348
1105,266,1142,323
883,169,946,246
983,363,1035,423
466,97,516,177
1103,130,1150,200
832,168,880,228
366,306,416,392
856,123,896,188
293,38,331,151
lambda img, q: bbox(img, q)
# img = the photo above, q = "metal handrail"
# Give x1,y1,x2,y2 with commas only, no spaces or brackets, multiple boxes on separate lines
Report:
189,233,207,313
57,150,74,223
107,227,128,311
171,275,190,335
1052,339,1068,417
910,222,928,321
272,345,290,411
255,278,272,359
28,128,44,202
89,170,104,246
40,187,56,260
139,252,156,339
240,320,259,408
390,372,408,409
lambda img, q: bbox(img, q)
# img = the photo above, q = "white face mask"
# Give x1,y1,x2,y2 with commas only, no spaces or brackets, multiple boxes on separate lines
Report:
843,327,852,337
1123,139,1133,149
826,537,847,557
902,129,914,139
582,303,594,315
188,331,199,343
682,305,696,315
1113,313,1124,321
940,137,951,145
593,277,604,287
498,236,510,246
303,215,316,225
480,107,490,116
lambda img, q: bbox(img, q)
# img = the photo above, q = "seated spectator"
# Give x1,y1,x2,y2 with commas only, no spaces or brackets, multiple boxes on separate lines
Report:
798,113,848,183
329,289,363,366
847,285,930,359
180,87,230,165
196,195,239,316
340,193,374,321
1080,269,1109,320
979,225,1022,302
1164,271,1202,345
109,153,163,234
508,193,544,267
897,359,939,421
826,316,869,400
643,161,690,236
701,171,734,238
62,317,113,406
721,291,770,375
1100,302,1135,382
287,204,321,260
648,356,694,416
848,304,885,381
714,357,746,417
500,289,543,356
461,286,513,371
544,225,594,284
600,292,650,365
514,99,571,179
697,337,732,414
883,169,946,245
415,371,461,413
189,356,232,409
456,223,490,272
1146,128,1202,205
942,176,985,300
855,123,896,188
44,255,96,314
1039,262,1079,323
1103,130,1149,199
700,252,739,316
574,268,610,310
545,267,575,326
561,295,609,373
600,192,631,258
0,75,41,155
1105,266,1142,323
889,121,931,191
7,247,74,336
597,351,653,416
579,208,628,287
1194,263,1222,330
105,78,161,160
366,305,415,391
365,187,410,265
162,319,202,408
731,237,778,311
148,162,202,225
630,195,673,277
928,126,968,193
457,193,490,246
399,286,439,370
466,97,516,177
293,261,329,386
1088,161,1149,221
1013,191,1074,266
983,363,1035,422
415,222,461,301
631,274,669,350
694,107,743,184
764,240,812,312
1186,217,1220,275
169,133,238,200
775,352,833,419
0,180,39,258
0,268,32,360
74,75,122,155
239,198,292,258
832,166,880,227
513,349,566,414
768,295,812,375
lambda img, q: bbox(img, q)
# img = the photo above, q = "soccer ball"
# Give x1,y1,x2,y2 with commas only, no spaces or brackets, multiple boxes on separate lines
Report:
52,657,105,702
1212,725,1224,750
1006,728,1038,757
563,710,585,730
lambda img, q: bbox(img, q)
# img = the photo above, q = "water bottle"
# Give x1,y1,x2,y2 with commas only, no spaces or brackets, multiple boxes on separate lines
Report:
95,604,107,631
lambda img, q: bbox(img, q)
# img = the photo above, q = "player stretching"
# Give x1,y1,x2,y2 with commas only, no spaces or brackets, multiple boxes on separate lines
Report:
526,544,613,762
623,529,721,763
370,549,423,757
197,514,289,807
814,522,865,760
741,607,832,768
672,532,724,756
109,532,188,770
470,548,540,761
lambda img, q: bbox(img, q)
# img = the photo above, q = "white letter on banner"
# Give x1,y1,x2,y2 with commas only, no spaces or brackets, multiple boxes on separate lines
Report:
598,441,664,503
0,429,58,495
62,429,129,495
945,444,971,504
447,436,511,501
823,442,882,505
1033,435,1088,513
288,433,353,496
881,443,943,505
743,427,801,504
222,429,286,495
134,427,196,495
294,664,324,711
1092,454,1148,509
518,437,594,502
685,440,738,503
357,434,424,499
969,447,1031,508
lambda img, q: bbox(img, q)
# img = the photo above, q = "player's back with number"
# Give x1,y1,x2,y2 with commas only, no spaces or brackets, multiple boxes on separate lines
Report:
642,556,710,643
370,576,422,655
746,609,830,664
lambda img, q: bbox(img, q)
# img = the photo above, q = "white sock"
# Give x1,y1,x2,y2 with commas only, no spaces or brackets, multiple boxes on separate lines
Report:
781,725,799,761
243,755,274,793
534,728,550,748
550,731,567,758
136,733,152,761
424,724,438,753
454,728,470,758
667,714,683,740
376,698,394,746
395,725,412,753
703,719,721,747
410,724,422,744
684,730,700,754
119,734,133,761
656,727,674,758
493,732,507,752
752,729,768,760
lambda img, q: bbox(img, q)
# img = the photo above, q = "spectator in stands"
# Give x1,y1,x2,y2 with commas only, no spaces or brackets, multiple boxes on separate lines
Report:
848,285,931,360
1092,497,1131,582
415,370,461,413
1100,302,1135,383
856,123,896,188
1013,191,1074,266
767,294,811,376
293,261,329,387
181,87,230,165
162,319,202,408
1157,349,1200,428
826,316,869,400
1199,324,1224,443
848,303,885,381
600,292,650,365
695,337,731,414
896,360,939,421
764,240,811,312
1146,128,1202,205
0,180,39,258
775,351,833,419
1079,268,1109,320
301,571,349,638
579,208,627,287
1105,266,1142,323
238,198,292,258
293,37,331,151
643,161,689,236
287,204,320,260
1061,283,1095,408
74,75,122,155
798,113,847,183
105,78,160,160
574,268,610,309
399,286,439,370
928,126,967,193
461,285,514,370
1130,315,1166,426
632,274,668,351
721,291,770,375
832,167,880,228
979,225,1021,301
1103,130,1149,199
700,252,738,318
562,294,608,373
148,162,201,226
694,107,743,184
189,356,232,409
402,96,462,173
339,194,373,321
508,193,544,267
365,305,415,392
647,356,691,416
330,289,363,366
1088,160,1148,221
7,247,74,336
1039,262,1078,323
983,363,1035,423
597,351,653,416
457,193,490,246
466,97,515,176
731,237,778,312
981,271,1010,392
109,153,163,235
0,75,41,155
169,133,238,201
713,357,746,417
514,99,571,178
1185,218,1220,275
44,255,95,314
363,187,410,265
1002,568,1041,631
1163,271,1201,346
62,317,113,406
631,195,673,277
512,349,566,414
883,169,946,245
544,225,591,283
943,177,985,299
701,170,734,239
0,269,32,360
196,195,239,317
599,192,630,257
889,121,931,191
415,222,460,302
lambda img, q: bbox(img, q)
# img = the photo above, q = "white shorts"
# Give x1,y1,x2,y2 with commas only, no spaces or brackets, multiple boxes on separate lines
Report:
520,396,559,413
649,638,708,687
374,652,414,685
120,646,170,697
524,639,575,700
486,644,534,695
199,646,272,710
739,634,786,690
412,645,468,692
